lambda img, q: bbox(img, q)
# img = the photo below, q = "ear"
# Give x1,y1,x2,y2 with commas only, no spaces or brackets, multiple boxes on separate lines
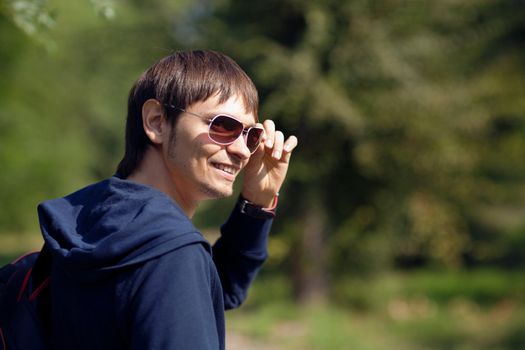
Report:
142,99,167,145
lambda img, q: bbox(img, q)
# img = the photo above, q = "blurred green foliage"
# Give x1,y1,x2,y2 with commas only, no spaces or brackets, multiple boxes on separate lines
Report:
191,0,525,281
1,0,525,347
1,0,524,310
0,0,191,230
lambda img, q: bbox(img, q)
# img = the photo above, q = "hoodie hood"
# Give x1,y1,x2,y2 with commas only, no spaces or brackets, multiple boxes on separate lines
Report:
38,176,209,281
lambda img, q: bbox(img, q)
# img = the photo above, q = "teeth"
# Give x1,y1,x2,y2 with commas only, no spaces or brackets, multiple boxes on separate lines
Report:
215,163,235,175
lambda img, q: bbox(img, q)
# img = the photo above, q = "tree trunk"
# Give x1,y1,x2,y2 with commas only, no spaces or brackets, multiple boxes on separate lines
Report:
290,199,329,305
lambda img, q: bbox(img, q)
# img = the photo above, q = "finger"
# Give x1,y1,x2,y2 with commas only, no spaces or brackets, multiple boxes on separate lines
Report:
282,135,298,163
263,119,276,148
271,131,285,159
283,135,298,153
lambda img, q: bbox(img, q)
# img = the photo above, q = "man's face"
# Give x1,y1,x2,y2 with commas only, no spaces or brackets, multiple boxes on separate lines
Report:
165,94,256,203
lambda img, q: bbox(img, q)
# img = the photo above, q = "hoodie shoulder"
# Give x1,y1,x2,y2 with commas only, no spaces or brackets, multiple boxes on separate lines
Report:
38,177,209,277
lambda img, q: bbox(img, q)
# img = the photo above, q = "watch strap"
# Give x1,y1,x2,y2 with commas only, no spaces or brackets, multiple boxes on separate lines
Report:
238,195,278,219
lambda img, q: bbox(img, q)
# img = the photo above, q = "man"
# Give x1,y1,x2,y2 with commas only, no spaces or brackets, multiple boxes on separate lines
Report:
37,50,297,349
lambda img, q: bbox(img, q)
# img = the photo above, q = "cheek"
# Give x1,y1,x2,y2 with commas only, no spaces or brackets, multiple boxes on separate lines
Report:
195,133,225,157
171,128,207,156
169,128,224,170
195,133,211,147
185,136,221,172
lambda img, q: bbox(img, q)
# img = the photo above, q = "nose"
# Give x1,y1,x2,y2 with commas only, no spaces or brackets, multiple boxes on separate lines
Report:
225,134,251,160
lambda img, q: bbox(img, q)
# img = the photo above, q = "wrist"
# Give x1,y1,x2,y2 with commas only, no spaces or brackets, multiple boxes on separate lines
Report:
240,190,278,208
238,194,279,219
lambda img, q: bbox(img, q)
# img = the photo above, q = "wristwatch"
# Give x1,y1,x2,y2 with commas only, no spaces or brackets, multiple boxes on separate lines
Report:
238,195,278,219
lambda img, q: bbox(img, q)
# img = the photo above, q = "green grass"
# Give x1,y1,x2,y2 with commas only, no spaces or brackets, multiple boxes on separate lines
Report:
227,272,525,350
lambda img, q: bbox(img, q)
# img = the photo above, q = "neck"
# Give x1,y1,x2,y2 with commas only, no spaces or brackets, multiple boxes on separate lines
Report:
127,147,197,218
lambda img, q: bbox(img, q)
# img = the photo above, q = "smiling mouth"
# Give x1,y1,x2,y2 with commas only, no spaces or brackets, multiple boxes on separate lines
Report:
212,163,238,176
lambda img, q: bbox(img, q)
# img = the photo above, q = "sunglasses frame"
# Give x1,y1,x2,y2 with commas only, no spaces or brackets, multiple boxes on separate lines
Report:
164,105,264,154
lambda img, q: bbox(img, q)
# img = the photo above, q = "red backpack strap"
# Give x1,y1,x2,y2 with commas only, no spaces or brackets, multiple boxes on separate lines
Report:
17,268,34,302
32,245,53,337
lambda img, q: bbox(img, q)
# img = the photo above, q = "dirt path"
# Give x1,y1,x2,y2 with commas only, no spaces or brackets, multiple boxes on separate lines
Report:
226,331,281,350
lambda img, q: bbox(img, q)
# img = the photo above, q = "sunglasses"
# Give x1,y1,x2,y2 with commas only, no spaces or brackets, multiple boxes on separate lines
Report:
165,105,264,154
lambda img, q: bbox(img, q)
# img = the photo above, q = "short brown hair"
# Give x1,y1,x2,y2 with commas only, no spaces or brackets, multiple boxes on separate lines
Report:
116,50,259,178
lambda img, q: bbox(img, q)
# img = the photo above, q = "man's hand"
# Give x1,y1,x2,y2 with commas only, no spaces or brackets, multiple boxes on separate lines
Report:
241,119,298,207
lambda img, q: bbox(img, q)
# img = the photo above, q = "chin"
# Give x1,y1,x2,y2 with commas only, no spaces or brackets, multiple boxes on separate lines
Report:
199,183,234,199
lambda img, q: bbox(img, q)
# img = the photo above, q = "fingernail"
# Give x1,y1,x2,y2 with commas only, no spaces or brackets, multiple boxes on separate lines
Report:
266,139,273,147
284,144,291,152
273,150,281,158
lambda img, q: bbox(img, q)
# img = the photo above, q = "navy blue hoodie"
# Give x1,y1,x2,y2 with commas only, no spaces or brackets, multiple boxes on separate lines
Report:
37,176,272,349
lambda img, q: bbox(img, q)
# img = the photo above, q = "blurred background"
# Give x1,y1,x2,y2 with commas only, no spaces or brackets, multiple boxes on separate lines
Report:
1,0,525,348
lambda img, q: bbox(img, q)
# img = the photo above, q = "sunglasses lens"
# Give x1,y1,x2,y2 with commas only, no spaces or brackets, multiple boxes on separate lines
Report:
246,128,264,153
209,115,243,144
208,115,264,153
